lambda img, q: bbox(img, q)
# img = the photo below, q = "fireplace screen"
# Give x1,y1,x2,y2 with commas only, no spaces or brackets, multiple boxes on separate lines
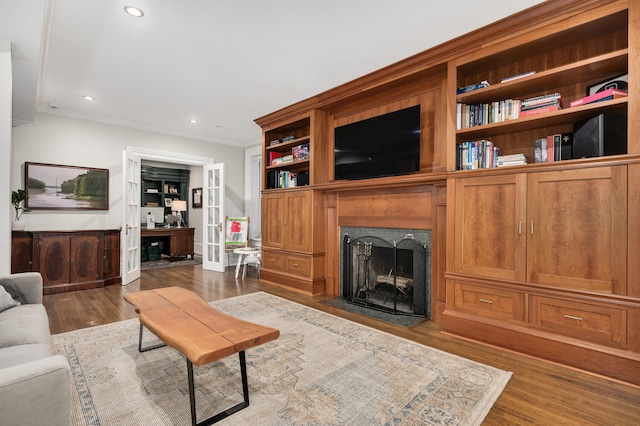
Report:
342,232,430,317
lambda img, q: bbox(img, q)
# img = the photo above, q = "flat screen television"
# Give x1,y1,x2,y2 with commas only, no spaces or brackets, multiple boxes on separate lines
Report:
334,105,421,180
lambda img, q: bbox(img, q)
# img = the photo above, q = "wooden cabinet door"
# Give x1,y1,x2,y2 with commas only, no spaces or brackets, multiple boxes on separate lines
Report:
285,190,312,252
70,235,99,284
526,167,627,294
36,236,70,286
103,231,121,279
454,174,527,281
262,193,285,249
11,232,33,273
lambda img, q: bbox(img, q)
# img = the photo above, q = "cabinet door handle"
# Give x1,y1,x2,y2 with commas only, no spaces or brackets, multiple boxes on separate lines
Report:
518,221,522,235
282,217,287,225
530,221,534,235
292,263,299,267
480,298,493,304
564,314,583,321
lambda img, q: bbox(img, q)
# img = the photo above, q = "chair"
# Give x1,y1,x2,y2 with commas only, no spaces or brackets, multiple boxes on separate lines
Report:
242,238,261,279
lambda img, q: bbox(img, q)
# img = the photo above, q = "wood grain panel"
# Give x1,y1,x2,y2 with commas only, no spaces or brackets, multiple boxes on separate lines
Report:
454,174,527,280
338,187,432,230
526,166,627,293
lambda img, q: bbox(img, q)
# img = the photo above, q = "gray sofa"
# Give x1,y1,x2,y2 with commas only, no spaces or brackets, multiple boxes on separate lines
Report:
0,272,71,426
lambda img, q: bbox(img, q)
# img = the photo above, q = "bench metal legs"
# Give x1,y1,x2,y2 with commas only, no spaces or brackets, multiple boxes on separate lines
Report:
187,350,250,426
137,323,167,352
136,322,251,425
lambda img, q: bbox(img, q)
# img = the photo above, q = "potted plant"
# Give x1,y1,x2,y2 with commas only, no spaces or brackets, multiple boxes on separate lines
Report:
11,189,30,230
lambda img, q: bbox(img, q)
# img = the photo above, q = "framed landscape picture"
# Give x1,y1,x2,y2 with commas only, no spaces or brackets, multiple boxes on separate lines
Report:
25,162,109,210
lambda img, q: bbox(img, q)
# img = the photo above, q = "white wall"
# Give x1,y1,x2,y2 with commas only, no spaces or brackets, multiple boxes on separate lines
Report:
11,112,246,237
1,40,12,275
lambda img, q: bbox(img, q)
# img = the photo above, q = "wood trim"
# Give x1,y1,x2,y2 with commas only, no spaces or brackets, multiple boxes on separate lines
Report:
443,309,640,386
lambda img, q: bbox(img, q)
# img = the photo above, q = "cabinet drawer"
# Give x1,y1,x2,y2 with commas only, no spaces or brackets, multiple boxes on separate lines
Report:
454,282,525,322
529,296,627,348
262,251,284,270
285,255,311,277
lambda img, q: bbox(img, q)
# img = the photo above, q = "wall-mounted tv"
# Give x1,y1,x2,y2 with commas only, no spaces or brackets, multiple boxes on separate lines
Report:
334,105,421,180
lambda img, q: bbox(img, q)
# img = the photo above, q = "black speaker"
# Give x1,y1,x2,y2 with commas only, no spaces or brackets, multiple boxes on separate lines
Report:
572,113,627,159
297,170,309,187
267,170,277,189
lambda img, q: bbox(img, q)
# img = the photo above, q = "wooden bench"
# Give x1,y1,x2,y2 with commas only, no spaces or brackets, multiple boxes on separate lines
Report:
124,287,280,426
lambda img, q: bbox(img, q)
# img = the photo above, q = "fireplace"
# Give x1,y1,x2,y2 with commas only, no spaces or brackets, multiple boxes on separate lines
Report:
341,227,431,317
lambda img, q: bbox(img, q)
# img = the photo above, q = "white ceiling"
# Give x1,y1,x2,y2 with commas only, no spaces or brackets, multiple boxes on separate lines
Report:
2,0,545,147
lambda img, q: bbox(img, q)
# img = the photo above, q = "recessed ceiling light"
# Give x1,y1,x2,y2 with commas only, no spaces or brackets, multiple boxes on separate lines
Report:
189,119,198,124
83,96,95,101
124,5,144,17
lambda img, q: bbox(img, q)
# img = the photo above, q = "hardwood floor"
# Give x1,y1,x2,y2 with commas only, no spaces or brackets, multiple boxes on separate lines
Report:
44,265,640,425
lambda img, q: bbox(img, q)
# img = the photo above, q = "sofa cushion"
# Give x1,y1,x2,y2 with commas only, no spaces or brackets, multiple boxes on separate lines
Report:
0,304,51,349
0,285,21,313
0,343,53,369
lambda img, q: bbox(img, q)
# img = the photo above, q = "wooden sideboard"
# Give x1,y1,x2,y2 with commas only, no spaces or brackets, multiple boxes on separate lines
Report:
11,230,121,294
141,227,194,261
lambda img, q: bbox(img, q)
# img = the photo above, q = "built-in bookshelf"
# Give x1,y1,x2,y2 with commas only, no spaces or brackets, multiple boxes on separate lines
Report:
263,116,311,189
453,9,629,170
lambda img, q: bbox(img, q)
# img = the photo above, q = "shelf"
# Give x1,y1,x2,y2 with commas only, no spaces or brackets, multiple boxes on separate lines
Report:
266,159,310,171
456,97,627,140
457,49,628,105
266,135,310,152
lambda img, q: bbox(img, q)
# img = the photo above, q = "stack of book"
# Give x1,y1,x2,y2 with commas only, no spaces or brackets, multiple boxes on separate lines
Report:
456,140,501,170
496,153,527,167
569,88,627,107
457,80,490,94
519,93,562,117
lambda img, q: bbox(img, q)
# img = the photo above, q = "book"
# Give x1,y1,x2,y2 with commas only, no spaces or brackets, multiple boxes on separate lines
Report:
457,80,490,94
267,151,282,166
553,134,562,161
547,135,555,162
522,93,562,109
569,88,628,107
292,143,310,159
534,138,546,163
497,153,526,162
501,70,535,83
496,159,527,167
519,102,561,117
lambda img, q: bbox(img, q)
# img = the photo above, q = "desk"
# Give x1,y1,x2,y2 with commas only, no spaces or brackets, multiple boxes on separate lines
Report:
233,247,261,278
142,227,194,261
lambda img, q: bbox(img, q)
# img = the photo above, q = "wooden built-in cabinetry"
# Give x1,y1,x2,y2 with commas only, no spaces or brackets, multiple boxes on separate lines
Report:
261,189,325,294
255,0,640,385
11,230,121,294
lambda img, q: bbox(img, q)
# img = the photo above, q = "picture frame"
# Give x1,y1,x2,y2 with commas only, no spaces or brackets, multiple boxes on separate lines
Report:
192,188,202,208
164,198,173,207
587,73,628,95
25,162,109,210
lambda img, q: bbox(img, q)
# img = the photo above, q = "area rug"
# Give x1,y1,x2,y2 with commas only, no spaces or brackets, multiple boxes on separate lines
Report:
52,292,512,425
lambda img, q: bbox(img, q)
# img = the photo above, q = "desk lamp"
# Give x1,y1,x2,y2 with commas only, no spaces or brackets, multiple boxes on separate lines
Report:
172,200,187,228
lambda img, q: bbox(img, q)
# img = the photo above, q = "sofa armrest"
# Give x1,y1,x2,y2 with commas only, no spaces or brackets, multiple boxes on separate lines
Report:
0,272,43,304
0,355,71,426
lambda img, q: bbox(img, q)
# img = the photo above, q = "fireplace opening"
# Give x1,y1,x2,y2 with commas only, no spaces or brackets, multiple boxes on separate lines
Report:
341,228,431,317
